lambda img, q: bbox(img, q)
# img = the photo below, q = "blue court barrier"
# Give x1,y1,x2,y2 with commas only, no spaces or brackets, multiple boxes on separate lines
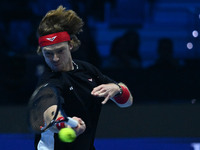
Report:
0,134,200,150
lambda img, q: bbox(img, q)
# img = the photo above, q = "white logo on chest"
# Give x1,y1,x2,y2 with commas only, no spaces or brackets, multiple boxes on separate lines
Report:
88,78,93,82
69,86,73,90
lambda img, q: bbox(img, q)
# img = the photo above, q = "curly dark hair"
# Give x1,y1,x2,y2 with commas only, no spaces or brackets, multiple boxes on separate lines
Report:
37,5,84,54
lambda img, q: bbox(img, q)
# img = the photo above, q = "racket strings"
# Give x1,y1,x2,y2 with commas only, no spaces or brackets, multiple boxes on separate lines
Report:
28,85,60,133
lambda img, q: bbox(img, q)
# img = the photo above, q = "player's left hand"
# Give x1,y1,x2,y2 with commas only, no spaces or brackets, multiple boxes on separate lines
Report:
91,83,120,104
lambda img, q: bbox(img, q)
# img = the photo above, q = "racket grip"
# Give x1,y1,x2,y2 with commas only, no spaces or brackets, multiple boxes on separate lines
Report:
66,117,78,128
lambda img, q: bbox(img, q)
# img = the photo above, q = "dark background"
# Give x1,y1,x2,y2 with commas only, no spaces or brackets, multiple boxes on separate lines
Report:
0,0,200,138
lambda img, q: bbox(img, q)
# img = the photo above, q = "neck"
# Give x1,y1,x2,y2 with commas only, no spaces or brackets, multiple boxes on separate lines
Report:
64,59,74,72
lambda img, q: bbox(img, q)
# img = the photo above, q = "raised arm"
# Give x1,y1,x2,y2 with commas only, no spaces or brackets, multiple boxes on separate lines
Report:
91,82,133,108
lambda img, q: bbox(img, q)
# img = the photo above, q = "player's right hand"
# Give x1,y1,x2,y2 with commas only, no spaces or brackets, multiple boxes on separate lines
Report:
71,117,86,136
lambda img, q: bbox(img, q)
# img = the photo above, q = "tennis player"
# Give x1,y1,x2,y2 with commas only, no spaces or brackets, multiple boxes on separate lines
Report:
34,5,133,150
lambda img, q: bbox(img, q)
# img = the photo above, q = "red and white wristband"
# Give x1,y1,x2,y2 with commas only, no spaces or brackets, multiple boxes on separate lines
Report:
56,117,65,130
113,84,130,104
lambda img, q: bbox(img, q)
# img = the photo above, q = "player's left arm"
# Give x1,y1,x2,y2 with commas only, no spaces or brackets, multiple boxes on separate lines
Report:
91,83,133,108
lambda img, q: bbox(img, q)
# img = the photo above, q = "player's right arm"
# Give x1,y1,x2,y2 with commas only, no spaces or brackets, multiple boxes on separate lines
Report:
43,105,86,136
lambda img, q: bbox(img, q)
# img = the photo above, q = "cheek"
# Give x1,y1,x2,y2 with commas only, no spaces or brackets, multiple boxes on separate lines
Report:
59,55,66,62
44,56,51,64
44,58,49,65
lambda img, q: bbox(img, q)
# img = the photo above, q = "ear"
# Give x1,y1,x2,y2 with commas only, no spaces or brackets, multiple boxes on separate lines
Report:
68,42,73,51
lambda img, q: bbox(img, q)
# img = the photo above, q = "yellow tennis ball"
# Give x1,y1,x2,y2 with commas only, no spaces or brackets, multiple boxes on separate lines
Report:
58,128,76,143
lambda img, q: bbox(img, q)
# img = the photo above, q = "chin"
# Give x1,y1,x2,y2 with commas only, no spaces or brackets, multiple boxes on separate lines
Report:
51,66,62,72
51,67,59,72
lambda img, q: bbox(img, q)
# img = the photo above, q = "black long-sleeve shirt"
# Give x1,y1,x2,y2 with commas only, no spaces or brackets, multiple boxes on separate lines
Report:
35,60,115,150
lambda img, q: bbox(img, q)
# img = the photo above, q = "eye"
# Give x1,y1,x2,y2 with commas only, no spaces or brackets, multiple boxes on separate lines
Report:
44,52,53,57
57,49,63,54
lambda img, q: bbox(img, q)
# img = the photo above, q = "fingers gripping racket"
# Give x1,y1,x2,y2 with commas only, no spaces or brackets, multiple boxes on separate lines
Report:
28,83,78,133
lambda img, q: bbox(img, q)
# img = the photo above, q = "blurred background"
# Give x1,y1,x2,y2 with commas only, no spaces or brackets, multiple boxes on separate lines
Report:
0,0,200,149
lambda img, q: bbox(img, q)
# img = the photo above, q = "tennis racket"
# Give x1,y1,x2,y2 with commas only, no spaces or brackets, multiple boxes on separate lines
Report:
28,83,78,133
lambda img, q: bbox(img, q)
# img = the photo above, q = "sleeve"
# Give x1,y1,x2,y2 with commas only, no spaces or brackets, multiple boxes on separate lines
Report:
88,63,133,107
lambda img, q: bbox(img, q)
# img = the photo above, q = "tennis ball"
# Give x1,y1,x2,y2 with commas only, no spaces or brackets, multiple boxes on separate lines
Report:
58,128,76,143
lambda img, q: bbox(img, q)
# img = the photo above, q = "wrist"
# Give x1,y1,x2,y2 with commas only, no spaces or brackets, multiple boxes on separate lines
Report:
114,83,123,97
56,117,65,130
113,85,130,104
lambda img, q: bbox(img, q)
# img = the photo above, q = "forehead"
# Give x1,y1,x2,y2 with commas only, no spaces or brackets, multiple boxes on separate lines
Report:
42,42,68,51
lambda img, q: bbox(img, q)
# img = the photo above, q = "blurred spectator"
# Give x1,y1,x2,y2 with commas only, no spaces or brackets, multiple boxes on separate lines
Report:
148,37,182,70
103,30,142,69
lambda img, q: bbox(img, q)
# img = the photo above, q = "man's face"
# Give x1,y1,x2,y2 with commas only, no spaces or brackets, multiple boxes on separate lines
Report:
42,42,72,72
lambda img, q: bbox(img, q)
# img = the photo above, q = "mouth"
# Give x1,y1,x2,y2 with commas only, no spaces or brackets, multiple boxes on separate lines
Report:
53,63,60,67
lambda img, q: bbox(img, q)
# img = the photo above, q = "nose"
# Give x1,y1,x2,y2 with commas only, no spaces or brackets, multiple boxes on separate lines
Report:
53,54,59,62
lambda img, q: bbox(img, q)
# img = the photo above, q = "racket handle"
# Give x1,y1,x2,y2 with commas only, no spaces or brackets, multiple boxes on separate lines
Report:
66,117,78,128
